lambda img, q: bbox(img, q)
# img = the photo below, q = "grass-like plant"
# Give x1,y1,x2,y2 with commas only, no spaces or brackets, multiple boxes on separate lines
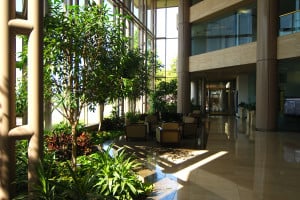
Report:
14,143,152,200
76,145,153,200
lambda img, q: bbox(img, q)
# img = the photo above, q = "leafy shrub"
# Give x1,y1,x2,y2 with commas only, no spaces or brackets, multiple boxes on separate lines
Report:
45,132,93,161
101,117,124,131
90,131,124,145
14,141,29,193
75,145,153,200
50,121,85,136
45,121,93,161
15,145,152,200
125,112,140,124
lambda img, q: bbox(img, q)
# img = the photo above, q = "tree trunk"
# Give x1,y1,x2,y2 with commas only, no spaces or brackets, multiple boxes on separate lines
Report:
71,123,77,170
98,103,105,131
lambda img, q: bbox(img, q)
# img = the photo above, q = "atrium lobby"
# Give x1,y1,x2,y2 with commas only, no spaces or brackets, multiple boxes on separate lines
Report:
117,116,300,200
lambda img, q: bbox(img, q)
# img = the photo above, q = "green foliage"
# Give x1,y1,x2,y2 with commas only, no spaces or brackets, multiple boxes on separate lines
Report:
76,146,152,199
125,112,141,124
16,77,28,117
14,141,29,193
90,131,124,145
44,1,132,167
238,102,256,110
238,102,246,108
50,121,85,136
101,117,124,131
150,79,177,113
155,57,177,82
14,144,60,200
121,48,149,101
45,121,92,161
29,160,59,200
246,102,256,111
15,145,152,200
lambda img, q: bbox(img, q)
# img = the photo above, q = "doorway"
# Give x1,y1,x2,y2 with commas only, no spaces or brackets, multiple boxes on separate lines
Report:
206,81,235,115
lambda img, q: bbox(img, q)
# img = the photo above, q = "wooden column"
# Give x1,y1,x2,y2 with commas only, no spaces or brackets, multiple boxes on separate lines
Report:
256,0,279,131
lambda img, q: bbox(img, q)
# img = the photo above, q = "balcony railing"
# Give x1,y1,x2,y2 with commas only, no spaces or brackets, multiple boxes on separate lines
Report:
279,10,300,36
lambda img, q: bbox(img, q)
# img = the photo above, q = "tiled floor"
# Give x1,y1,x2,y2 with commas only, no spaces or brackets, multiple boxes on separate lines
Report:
116,116,300,200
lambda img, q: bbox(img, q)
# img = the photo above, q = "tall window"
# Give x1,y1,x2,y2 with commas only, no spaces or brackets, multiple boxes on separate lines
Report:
155,4,178,84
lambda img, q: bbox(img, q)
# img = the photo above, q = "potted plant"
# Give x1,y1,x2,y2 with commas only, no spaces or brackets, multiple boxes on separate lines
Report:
246,102,256,131
238,102,247,119
125,112,140,125
124,112,147,140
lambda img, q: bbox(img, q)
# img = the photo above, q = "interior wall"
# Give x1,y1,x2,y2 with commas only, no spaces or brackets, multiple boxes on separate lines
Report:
237,74,249,104
248,72,256,103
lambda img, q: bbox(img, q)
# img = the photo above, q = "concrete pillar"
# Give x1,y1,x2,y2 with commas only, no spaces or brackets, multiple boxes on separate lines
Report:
200,78,206,114
0,0,16,198
27,0,44,193
177,0,190,114
191,80,197,106
256,0,278,131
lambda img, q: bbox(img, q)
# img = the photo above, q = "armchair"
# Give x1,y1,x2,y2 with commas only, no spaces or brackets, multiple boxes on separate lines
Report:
125,124,147,141
156,122,181,145
145,114,159,135
182,116,198,138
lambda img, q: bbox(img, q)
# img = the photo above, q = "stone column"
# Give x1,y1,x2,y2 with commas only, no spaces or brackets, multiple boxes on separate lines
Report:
256,0,279,131
177,0,190,114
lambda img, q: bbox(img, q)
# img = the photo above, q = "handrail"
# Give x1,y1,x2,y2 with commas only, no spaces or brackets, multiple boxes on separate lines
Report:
279,9,300,18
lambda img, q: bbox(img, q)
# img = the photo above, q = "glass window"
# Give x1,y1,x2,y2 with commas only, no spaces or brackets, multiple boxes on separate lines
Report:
134,0,140,19
279,0,300,36
191,5,257,55
156,8,166,37
166,38,178,68
278,58,300,131
166,7,178,38
16,0,23,13
147,0,153,31
147,34,153,51
133,24,139,48
156,39,166,67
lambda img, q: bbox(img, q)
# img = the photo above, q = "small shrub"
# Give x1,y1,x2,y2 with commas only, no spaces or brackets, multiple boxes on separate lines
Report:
125,112,141,124
101,117,124,131
50,121,85,136
45,132,93,161
90,130,124,145
76,145,153,200
14,141,29,193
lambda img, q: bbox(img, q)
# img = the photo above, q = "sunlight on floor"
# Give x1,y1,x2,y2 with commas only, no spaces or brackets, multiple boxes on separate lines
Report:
159,150,208,165
173,151,228,181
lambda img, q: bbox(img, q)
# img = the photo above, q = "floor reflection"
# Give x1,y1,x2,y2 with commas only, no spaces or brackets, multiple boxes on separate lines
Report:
116,116,300,200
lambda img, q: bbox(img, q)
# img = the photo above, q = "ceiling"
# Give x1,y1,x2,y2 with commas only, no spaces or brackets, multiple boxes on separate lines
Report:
190,64,256,81
141,0,178,9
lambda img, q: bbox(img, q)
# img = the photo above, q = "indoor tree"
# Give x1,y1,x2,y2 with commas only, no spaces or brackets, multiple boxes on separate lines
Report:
121,48,149,113
43,1,128,168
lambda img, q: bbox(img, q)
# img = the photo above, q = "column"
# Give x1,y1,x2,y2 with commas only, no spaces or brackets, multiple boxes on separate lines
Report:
0,0,16,198
177,0,190,114
27,0,44,193
191,80,197,106
256,0,279,131
201,78,206,114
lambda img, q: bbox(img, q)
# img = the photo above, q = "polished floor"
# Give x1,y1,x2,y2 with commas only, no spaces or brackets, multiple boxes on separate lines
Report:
116,116,300,200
